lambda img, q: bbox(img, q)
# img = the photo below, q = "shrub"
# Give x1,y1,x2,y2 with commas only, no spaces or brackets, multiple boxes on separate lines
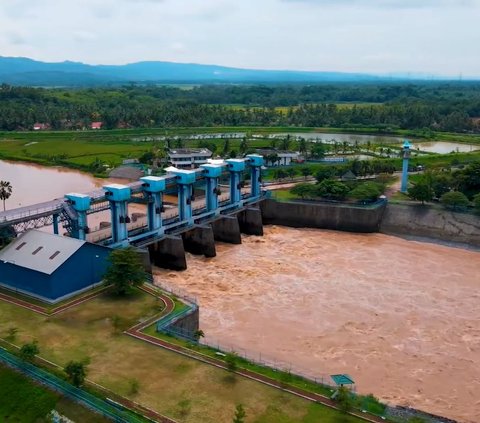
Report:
349,182,382,202
315,179,349,200
440,191,469,210
19,341,39,362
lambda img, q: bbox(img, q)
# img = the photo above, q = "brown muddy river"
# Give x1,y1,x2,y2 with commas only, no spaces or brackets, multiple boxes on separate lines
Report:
154,226,480,423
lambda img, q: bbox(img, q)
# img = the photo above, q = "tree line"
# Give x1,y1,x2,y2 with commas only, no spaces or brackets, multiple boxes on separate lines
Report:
0,83,479,132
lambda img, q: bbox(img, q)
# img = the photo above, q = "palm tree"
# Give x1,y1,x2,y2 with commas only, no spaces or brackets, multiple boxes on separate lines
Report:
239,137,249,155
0,181,13,211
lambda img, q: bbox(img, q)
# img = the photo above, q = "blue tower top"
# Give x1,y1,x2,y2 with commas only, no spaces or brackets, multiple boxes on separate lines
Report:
103,184,131,202
226,159,246,172
246,154,264,167
201,164,224,178
141,176,167,193
403,140,411,150
172,169,196,185
65,193,91,211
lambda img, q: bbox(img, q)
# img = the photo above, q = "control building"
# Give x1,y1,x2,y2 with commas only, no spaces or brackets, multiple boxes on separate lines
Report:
0,230,111,303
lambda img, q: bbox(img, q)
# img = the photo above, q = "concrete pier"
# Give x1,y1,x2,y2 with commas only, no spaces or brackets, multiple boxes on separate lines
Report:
148,235,187,270
210,215,242,244
237,207,263,236
182,225,216,257
135,247,153,274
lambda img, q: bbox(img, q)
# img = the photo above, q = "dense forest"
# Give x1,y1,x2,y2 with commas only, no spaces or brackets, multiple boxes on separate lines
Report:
0,83,479,132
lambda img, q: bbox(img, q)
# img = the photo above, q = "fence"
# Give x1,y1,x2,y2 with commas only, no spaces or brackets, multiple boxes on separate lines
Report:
198,335,339,390
0,347,148,423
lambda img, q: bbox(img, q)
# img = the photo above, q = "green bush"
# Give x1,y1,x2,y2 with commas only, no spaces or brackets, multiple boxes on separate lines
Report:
473,193,480,213
316,179,350,200
440,191,470,210
349,182,382,202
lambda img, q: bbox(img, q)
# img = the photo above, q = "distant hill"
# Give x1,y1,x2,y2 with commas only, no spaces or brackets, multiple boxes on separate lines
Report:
0,56,386,86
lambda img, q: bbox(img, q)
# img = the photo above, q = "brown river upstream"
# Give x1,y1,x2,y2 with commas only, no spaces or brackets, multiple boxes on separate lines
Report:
154,227,480,423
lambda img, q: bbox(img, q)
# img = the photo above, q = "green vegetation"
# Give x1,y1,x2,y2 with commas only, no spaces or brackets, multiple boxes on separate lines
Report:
285,179,386,204
233,404,246,423
142,324,388,418
19,341,39,361
405,162,480,207
225,352,239,372
0,289,366,423
0,364,109,423
1,83,480,133
336,386,354,413
440,191,470,210
349,182,383,202
474,193,480,213
104,248,146,295
0,180,12,211
408,181,434,204
64,360,88,387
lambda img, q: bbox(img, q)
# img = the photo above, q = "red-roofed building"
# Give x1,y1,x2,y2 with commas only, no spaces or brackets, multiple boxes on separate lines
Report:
90,121,103,130
33,123,50,131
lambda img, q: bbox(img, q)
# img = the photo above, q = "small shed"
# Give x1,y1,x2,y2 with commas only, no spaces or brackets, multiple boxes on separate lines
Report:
331,374,355,387
341,170,357,181
0,230,111,303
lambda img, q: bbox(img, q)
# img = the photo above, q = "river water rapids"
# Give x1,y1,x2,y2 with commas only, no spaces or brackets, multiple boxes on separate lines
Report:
154,226,480,423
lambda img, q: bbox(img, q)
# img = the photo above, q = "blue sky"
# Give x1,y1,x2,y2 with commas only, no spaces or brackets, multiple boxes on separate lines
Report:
0,0,479,77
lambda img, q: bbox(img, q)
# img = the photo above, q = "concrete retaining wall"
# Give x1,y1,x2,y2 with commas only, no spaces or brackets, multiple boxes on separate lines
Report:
170,307,200,339
381,204,480,247
260,199,386,233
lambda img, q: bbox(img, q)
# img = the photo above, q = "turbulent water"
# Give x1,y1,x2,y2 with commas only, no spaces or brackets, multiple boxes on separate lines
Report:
154,226,480,423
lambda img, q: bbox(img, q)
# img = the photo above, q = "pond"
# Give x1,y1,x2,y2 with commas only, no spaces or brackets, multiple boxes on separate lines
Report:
407,141,480,154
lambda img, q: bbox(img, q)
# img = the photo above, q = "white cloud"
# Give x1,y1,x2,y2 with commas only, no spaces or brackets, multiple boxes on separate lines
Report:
0,0,478,77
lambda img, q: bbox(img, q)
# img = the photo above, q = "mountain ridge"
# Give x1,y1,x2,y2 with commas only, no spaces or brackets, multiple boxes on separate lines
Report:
0,56,389,86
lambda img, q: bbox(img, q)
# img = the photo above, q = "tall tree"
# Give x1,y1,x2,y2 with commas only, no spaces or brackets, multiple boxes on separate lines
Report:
408,181,434,204
239,137,249,155
297,138,307,157
0,180,13,211
64,361,88,387
104,247,146,295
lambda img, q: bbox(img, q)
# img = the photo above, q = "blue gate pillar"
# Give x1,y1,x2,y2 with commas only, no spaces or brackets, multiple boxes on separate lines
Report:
200,164,224,213
141,176,167,233
246,154,264,198
64,193,91,240
52,214,59,235
172,170,196,222
103,184,131,244
226,159,246,206
400,140,411,193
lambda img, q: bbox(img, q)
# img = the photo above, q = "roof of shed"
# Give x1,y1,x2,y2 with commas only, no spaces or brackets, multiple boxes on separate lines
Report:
0,230,85,275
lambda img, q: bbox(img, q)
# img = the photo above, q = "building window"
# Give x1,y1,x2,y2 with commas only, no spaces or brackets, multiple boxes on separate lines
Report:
49,251,60,260
32,246,43,255
15,242,27,251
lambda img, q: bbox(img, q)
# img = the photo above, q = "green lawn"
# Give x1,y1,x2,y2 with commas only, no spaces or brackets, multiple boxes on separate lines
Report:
0,289,366,423
0,364,109,423
1,126,480,175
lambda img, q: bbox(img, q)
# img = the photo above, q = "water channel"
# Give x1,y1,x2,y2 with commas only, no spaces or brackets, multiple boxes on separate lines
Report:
1,159,479,422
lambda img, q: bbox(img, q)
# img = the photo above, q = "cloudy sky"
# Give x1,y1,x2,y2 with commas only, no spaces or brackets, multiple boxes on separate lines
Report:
0,0,479,77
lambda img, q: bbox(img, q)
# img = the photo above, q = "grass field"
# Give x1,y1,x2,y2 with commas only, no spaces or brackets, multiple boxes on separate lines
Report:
0,363,110,423
0,289,364,423
1,126,479,176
